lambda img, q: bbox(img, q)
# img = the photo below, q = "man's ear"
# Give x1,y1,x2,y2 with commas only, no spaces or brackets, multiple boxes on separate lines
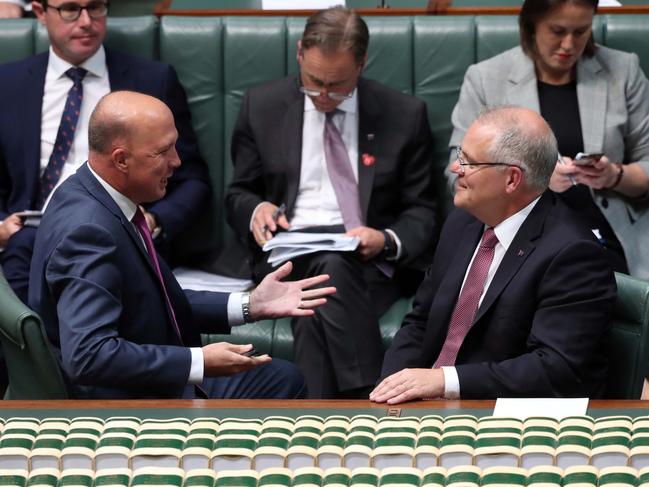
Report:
32,1,46,25
505,166,524,194
296,40,303,65
111,146,130,173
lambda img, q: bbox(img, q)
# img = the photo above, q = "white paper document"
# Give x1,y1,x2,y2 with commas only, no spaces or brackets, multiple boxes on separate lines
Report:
263,232,360,266
173,267,253,293
598,0,622,6
262,0,344,9
493,397,589,420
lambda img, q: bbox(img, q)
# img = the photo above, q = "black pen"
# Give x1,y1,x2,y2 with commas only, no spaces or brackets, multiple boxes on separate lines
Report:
262,203,286,235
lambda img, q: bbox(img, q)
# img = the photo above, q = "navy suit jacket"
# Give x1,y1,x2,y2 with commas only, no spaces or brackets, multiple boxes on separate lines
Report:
28,164,228,399
381,192,617,398
0,48,210,240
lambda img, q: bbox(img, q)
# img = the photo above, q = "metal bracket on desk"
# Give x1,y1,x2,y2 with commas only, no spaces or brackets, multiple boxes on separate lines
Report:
386,407,401,417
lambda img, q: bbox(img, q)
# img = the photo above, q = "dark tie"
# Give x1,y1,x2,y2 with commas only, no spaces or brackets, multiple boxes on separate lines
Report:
132,207,184,345
323,110,363,230
37,67,88,209
434,228,499,367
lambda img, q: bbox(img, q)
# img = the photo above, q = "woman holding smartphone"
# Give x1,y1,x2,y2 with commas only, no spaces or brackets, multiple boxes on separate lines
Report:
449,0,649,278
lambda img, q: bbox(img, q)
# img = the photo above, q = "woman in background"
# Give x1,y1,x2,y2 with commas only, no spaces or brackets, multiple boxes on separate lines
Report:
449,0,649,279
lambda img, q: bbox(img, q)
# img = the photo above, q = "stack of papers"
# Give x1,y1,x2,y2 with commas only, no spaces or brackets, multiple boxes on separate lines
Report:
263,232,360,266
173,267,254,293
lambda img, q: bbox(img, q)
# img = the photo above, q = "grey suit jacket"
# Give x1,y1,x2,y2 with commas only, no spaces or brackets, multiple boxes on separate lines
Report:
449,45,649,280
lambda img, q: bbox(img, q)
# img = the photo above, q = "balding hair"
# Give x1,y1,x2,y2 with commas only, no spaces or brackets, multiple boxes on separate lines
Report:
88,92,131,155
477,106,558,192
302,6,369,63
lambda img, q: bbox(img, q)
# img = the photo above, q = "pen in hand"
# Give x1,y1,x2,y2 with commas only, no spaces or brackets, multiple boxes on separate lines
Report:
262,203,287,236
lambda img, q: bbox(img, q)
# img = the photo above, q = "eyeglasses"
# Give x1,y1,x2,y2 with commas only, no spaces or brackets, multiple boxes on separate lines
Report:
45,1,109,21
455,146,524,175
299,86,353,102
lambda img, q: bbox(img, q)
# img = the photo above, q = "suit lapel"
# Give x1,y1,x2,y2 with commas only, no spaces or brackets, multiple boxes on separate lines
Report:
473,192,553,323
577,56,607,153
357,79,378,222
283,83,305,215
24,53,49,207
506,51,541,112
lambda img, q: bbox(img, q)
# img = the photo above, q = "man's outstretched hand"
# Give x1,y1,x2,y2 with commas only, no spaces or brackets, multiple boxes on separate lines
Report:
249,261,336,320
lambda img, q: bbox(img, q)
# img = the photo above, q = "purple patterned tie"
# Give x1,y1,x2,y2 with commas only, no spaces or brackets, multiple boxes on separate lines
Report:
324,110,363,230
132,207,184,345
434,228,499,367
37,67,87,209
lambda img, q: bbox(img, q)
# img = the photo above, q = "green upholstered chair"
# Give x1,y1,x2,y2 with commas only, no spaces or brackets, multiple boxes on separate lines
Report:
0,268,68,399
604,273,649,399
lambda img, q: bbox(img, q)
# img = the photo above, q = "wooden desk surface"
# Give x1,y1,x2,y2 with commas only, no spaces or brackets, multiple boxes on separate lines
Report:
0,399,646,410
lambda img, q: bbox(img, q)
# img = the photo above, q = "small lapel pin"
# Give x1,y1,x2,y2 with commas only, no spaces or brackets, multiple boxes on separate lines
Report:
362,153,375,166
517,249,525,257
366,133,375,141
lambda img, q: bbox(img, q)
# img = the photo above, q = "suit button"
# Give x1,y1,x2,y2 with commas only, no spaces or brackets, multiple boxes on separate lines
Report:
601,197,609,209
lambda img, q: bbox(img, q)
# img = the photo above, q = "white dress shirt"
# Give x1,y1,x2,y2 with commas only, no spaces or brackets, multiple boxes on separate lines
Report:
87,164,245,385
442,196,540,398
39,46,110,210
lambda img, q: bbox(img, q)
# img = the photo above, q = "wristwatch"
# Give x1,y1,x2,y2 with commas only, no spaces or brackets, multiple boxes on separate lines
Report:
379,229,397,260
241,292,253,323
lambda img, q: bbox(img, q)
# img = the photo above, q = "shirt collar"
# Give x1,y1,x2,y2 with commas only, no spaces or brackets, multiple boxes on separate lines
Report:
87,162,138,221
48,45,107,80
304,87,358,114
491,196,541,251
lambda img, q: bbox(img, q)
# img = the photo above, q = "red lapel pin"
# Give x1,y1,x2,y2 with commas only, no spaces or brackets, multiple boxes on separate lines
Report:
362,153,375,167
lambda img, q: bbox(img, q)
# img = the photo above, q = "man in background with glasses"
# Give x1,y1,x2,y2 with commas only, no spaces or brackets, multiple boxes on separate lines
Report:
0,0,210,305
225,6,441,399
372,106,616,402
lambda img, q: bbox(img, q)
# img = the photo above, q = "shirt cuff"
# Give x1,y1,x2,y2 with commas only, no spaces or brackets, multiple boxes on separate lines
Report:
188,347,204,384
385,228,403,261
227,292,245,326
249,202,268,232
442,366,460,399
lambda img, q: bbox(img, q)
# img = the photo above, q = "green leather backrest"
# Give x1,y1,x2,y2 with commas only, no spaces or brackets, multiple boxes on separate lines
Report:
605,272,649,399
0,269,68,400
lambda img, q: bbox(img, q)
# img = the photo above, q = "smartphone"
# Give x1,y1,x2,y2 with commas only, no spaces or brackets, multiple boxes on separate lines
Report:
241,348,259,357
574,152,604,165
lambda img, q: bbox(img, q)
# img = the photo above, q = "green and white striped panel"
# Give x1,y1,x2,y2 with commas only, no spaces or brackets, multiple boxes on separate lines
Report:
556,420,592,471
38,419,70,438
131,435,184,469
520,430,556,469
294,418,325,437
525,465,562,487
444,416,478,435
95,433,136,470
598,466,638,487
633,418,649,435
253,432,290,470
322,418,350,438
343,432,374,470
29,434,65,470
292,466,324,487
377,467,421,487
0,469,28,487
0,433,37,470
58,468,94,487
102,418,141,438
562,465,599,487
217,420,262,440
522,419,558,438
349,467,379,487
474,421,522,470
261,418,295,439
591,428,631,468
257,467,292,487
594,418,633,435
61,433,99,470
317,431,346,470
183,469,216,487
213,469,258,487
477,419,522,435
373,418,418,469
212,436,258,471
638,466,649,487
68,418,104,438
182,433,216,471
189,419,220,437
26,468,59,487
631,433,649,469
558,418,594,437
348,418,378,439
322,467,351,487
445,465,482,487
421,466,446,487
3,418,40,437
93,468,132,487
439,430,476,469
480,466,527,487
138,420,191,440
415,428,441,470
131,467,184,487
287,431,319,471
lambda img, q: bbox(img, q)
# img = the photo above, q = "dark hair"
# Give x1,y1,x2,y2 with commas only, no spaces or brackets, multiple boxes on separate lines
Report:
301,6,369,64
519,0,598,59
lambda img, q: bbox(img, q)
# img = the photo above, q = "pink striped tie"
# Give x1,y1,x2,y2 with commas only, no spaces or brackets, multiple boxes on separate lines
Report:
434,228,498,367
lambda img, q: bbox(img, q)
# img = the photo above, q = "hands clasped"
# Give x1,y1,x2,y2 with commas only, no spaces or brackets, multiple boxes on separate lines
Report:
550,155,619,192
370,368,445,404
250,261,336,320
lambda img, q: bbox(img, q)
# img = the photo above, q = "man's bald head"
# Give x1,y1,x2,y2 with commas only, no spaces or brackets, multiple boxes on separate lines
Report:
475,106,558,192
87,91,180,205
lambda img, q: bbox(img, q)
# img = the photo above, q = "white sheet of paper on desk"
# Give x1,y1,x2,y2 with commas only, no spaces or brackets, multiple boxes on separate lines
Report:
262,0,343,9
598,0,622,6
493,398,588,420
173,267,253,293
263,232,360,267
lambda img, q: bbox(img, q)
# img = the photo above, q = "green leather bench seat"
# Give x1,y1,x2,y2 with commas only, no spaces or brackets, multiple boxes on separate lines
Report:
2,15,649,370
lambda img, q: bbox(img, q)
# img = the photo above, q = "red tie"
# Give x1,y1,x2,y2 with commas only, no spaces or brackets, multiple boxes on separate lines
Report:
132,207,183,345
434,228,499,367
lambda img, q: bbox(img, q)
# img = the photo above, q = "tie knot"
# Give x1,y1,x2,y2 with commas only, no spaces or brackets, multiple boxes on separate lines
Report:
66,67,87,84
480,227,498,249
326,109,343,121
132,207,146,227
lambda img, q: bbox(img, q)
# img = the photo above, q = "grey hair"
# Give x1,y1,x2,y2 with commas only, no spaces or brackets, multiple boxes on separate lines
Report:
478,106,558,192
